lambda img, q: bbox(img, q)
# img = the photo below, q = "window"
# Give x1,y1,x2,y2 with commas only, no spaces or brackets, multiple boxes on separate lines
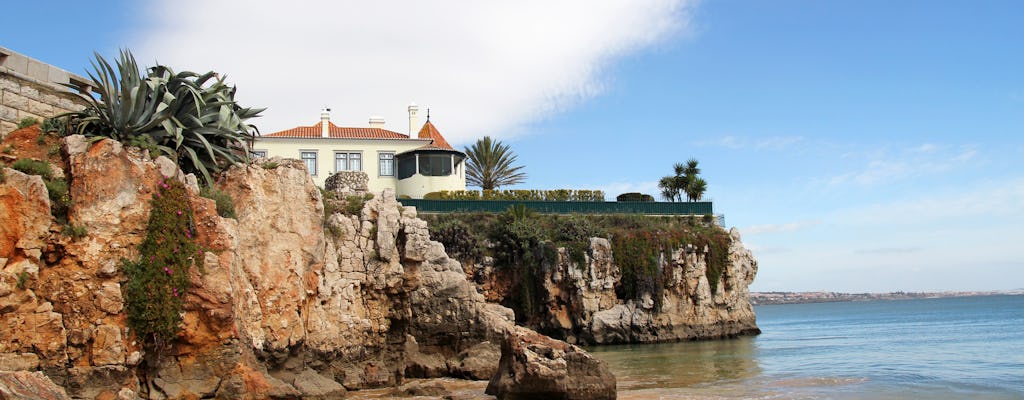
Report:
301,151,317,175
418,153,453,176
379,152,394,176
334,152,362,172
252,150,267,158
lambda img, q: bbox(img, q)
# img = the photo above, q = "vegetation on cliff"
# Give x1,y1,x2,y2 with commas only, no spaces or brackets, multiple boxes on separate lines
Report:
424,209,730,319
122,178,203,350
62,50,264,186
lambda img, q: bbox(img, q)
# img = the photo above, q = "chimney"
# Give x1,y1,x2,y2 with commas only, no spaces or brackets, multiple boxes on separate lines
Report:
321,108,331,138
408,102,419,135
369,116,386,129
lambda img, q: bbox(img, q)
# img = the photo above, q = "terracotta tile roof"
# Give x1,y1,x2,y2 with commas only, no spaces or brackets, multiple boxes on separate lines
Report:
263,121,410,139
416,121,454,150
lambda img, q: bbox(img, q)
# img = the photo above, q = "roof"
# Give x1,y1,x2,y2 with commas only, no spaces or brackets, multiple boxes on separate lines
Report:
262,121,411,139
416,121,454,150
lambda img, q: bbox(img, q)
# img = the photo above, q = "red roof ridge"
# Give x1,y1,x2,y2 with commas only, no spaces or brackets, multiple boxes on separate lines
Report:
263,121,412,139
416,121,454,150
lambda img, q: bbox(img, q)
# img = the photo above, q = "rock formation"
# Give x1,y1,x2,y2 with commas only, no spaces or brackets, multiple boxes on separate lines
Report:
463,233,760,345
0,132,615,399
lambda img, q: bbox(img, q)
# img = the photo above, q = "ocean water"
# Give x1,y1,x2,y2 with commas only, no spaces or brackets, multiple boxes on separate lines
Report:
589,295,1024,399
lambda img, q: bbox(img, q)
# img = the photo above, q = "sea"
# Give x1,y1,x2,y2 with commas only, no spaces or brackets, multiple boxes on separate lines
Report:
346,295,1024,399
590,294,1024,399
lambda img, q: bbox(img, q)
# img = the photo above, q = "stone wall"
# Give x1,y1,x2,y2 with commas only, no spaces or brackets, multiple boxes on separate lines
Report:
0,46,91,137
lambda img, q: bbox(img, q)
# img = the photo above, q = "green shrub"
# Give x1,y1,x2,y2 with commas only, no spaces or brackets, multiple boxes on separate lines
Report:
429,217,482,261
11,159,53,180
616,192,655,202
200,186,236,218
16,271,30,290
62,224,88,240
0,168,5,184
426,189,605,201
40,117,66,134
45,178,71,222
343,193,374,215
260,161,279,169
2,145,13,154
17,117,39,129
122,178,202,349
35,134,47,145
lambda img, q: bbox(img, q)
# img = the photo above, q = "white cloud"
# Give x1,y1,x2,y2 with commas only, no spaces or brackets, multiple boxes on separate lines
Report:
827,143,979,187
130,0,693,145
695,135,804,151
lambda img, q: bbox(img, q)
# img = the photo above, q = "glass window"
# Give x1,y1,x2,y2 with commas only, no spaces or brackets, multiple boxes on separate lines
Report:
397,153,417,180
350,152,361,171
379,153,394,176
335,152,347,172
334,152,362,172
301,151,317,176
419,154,453,176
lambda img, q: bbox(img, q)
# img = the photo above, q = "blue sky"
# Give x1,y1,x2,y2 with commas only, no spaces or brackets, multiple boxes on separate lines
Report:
4,1,1021,292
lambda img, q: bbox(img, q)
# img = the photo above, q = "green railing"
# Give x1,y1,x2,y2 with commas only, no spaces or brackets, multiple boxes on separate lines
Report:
397,199,712,215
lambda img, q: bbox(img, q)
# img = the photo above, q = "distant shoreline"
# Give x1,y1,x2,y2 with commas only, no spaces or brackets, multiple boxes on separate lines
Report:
751,290,1024,305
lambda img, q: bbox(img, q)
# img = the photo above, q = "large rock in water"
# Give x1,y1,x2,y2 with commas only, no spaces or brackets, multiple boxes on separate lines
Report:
0,135,615,399
486,326,616,400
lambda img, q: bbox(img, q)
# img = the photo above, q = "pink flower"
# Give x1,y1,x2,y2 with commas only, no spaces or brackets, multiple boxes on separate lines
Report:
177,210,183,215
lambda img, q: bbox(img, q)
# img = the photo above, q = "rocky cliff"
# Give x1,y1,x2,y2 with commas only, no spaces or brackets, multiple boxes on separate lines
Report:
0,130,615,399
446,220,760,345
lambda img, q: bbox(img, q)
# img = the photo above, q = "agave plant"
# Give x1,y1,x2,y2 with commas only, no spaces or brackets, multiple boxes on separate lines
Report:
66,50,264,185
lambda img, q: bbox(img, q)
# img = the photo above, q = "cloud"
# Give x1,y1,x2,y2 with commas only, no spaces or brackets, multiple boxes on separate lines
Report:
130,0,693,145
694,135,804,151
742,219,821,235
827,144,979,187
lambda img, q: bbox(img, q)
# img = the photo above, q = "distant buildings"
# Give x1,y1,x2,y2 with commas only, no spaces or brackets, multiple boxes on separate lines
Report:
256,104,466,198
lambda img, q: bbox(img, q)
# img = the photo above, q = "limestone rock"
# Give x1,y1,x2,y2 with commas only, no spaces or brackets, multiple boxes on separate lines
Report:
0,353,39,372
392,380,448,397
486,326,616,400
452,342,501,380
0,371,71,400
2,135,643,398
291,369,346,399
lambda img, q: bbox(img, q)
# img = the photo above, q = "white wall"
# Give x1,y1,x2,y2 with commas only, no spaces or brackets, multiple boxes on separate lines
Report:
254,137,466,198
255,137,427,190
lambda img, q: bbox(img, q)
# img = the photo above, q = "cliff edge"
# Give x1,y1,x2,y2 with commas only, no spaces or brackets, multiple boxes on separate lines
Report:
0,131,615,399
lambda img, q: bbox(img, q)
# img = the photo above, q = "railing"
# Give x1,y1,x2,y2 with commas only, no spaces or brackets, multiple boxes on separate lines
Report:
397,199,713,215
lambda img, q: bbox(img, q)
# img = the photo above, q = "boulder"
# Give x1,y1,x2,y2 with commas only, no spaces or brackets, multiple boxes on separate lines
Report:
291,369,346,399
486,326,615,400
0,371,71,400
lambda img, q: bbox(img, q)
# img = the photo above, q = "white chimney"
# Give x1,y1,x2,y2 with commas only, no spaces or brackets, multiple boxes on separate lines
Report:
320,108,331,138
408,102,419,135
369,116,386,129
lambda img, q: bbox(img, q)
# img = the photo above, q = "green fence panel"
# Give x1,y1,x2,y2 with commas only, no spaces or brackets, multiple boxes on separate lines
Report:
397,199,712,215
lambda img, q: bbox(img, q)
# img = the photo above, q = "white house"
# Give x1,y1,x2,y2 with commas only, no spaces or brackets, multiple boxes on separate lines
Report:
254,104,466,198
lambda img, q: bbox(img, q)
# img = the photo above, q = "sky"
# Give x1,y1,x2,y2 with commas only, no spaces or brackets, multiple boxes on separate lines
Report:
3,0,1022,293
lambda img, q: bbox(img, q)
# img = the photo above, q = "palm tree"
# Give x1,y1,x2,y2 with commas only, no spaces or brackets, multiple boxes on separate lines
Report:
465,136,527,190
685,177,707,202
659,159,707,202
659,175,681,202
